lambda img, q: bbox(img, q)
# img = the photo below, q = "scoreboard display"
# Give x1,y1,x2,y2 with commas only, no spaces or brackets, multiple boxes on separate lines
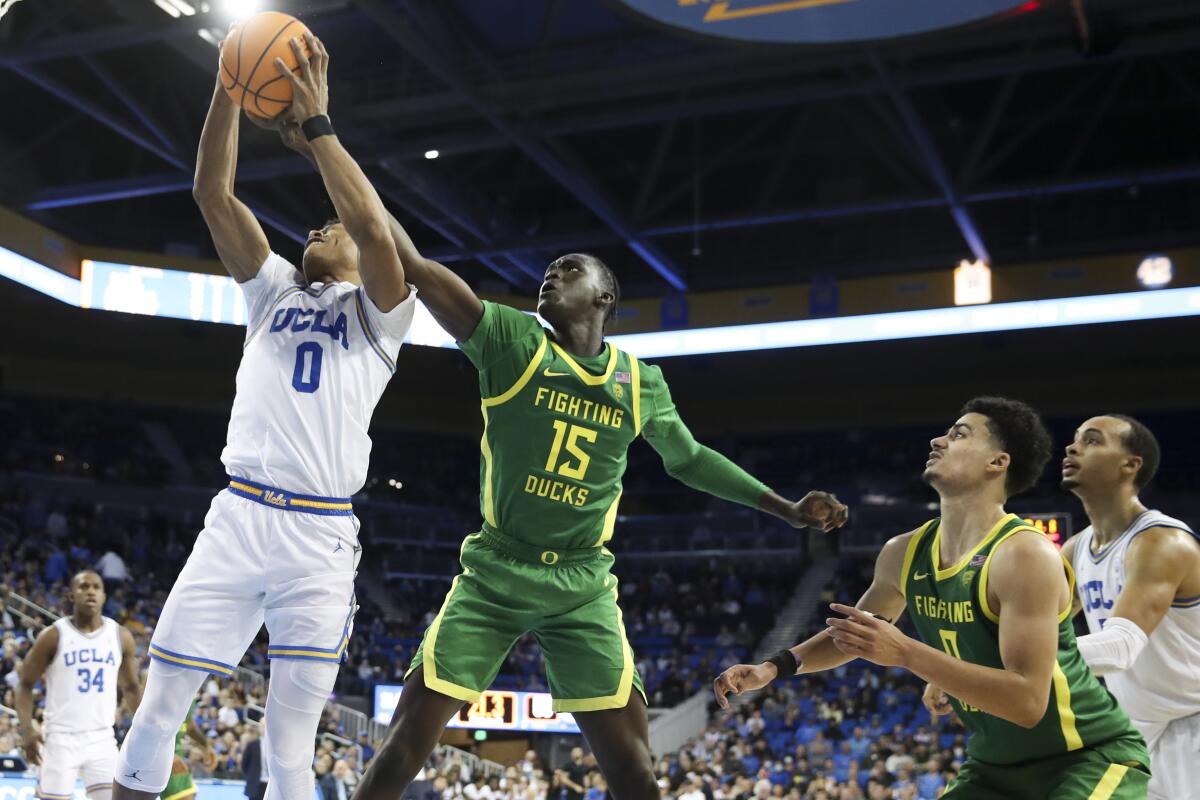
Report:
374,685,580,734
1022,513,1073,546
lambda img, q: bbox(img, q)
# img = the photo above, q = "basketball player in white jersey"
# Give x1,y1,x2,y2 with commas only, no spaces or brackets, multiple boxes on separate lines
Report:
114,32,415,800
1062,415,1200,800
16,570,142,800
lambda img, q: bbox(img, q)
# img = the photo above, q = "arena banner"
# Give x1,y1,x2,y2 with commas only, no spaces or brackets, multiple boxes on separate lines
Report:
615,0,1030,44
0,777,318,799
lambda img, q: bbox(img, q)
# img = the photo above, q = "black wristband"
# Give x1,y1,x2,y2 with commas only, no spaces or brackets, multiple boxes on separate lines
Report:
766,648,798,679
301,114,334,142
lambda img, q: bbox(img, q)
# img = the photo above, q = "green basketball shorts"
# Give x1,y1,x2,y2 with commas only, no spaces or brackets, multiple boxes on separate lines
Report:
407,528,646,712
943,735,1150,800
162,756,197,800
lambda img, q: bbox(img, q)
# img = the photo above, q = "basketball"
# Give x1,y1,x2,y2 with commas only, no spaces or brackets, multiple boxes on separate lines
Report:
219,11,311,120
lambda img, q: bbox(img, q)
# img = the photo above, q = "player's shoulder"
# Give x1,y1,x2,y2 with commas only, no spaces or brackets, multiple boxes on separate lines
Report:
634,358,666,388
990,525,1064,577
878,526,927,572
1126,523,1200,561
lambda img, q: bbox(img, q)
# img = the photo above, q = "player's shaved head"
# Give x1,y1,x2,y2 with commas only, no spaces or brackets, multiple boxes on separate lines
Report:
71,569,103,588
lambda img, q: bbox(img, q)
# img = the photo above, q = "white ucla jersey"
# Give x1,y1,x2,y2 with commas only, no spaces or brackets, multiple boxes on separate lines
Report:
1073,509,1200,723
43,617,122,735
221,253,416,497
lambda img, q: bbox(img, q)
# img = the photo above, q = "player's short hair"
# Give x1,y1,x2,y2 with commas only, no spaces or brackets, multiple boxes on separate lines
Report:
960,396,1053,497
1105,414,1161,490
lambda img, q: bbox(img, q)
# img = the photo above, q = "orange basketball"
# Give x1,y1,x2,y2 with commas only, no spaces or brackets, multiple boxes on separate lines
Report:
220,11,312,120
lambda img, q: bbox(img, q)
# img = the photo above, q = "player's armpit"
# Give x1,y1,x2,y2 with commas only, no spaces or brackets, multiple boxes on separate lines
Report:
194,193,271,283
1059,533,1085,617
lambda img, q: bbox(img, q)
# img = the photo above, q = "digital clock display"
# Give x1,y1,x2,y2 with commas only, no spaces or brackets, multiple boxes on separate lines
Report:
374,685,580,733
1022,513,1073,546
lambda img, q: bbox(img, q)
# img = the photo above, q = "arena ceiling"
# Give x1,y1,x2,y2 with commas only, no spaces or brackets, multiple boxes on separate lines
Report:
2,0,1199,297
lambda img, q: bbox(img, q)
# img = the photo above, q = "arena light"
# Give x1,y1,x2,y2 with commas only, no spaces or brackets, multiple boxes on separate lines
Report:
1137,254,1173,289
953,259,992,306
424,150,440,160
220,0,259,19
4,246,1200,358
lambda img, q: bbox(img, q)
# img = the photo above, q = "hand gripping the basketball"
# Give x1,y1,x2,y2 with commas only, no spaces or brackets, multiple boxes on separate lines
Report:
274,32,329,126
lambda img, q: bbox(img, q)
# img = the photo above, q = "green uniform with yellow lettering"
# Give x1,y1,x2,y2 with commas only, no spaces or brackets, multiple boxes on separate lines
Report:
408,301,771,712
903,514,1149,799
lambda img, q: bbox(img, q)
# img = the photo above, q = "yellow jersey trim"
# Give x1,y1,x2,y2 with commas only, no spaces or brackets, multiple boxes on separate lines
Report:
932,513,1017,581
1052,661,1084,751
900,522,934,599
483,334,548,408
552,584,640,713
550,340,617,386
978,524,1072,624
594,487,623,548
1086,764,1130,800
421,572,487,704
162,789,198,800
630,354,643,437
479,336,548,528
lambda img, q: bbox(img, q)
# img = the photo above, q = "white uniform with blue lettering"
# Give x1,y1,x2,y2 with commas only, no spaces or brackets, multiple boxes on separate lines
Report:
149,252,416,677
38,617,123,799
1073,509,1200,800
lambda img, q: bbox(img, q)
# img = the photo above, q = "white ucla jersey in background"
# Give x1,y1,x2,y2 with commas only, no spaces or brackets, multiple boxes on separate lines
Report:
220,253,417,498
1073,509,1200,724
43,617,122,735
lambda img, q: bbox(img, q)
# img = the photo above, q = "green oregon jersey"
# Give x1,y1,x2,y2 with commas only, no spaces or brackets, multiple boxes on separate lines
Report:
460,302,670,551
902,513,1138,766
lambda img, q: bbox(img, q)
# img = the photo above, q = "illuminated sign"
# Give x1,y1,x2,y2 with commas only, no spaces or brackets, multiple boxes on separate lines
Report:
615,0,1029,44
373,685,580,734
953,259,992,306
1023,513,1072,546
4,246,1200,360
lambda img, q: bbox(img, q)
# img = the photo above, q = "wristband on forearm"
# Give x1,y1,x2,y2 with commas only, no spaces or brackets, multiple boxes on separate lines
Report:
766,648,798,679
301,114,335,141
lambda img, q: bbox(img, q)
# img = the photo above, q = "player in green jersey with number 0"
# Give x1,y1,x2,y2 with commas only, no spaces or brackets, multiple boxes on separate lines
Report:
714,397,1150,800
347,230,847,798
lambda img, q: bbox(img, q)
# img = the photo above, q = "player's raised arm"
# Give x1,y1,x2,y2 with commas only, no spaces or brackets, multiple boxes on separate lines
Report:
192,68,270,282
268,104,484,341
714,532,909,708
274,33,409,312
15,625,59,766
1076,526,1196,675
639,364,848,531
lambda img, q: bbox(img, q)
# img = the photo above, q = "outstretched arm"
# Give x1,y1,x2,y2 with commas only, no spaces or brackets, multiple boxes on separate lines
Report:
16,626,59,766
1076,526,1197,674
828,531,1068,729
641,370,847,530
192,72,269,282
276,33,408,310
714,532,910,708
